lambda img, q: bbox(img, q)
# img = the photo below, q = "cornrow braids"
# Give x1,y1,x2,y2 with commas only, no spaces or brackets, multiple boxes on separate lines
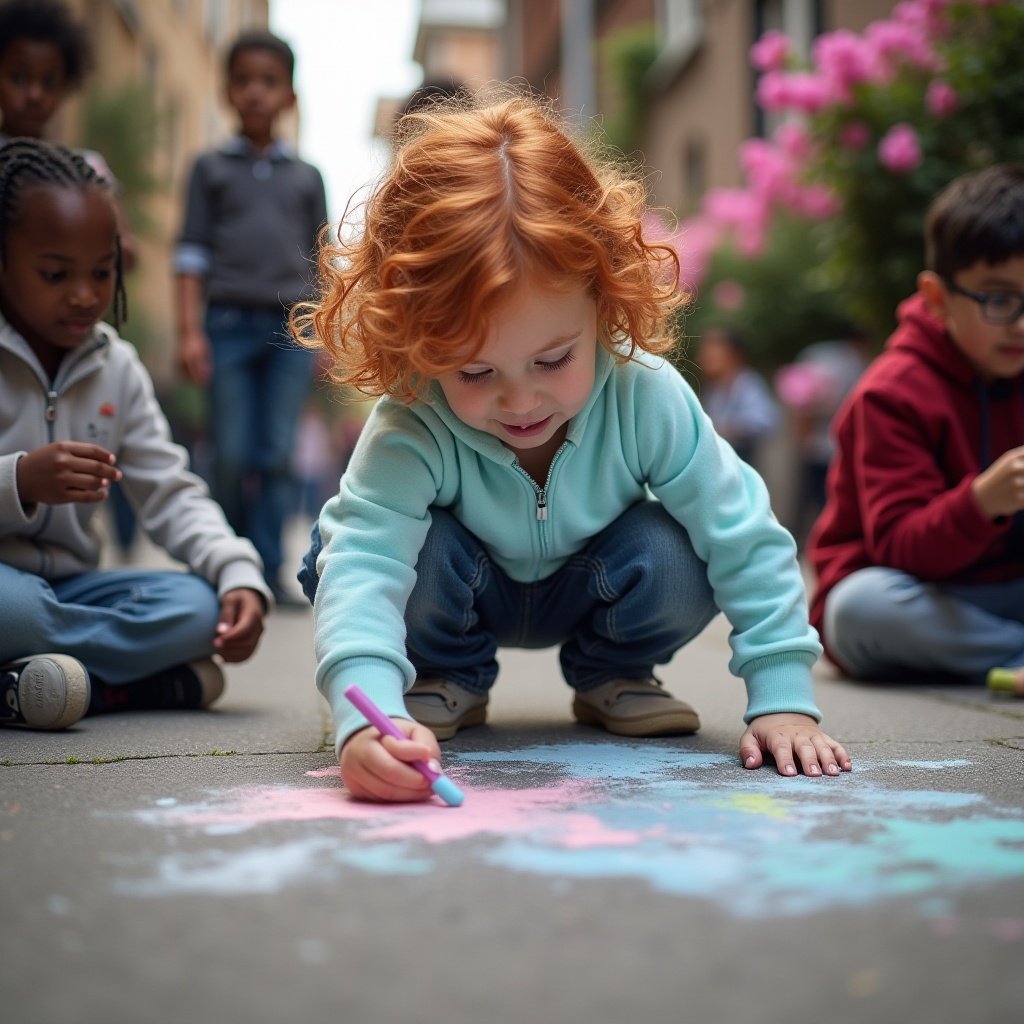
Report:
0,137,127,327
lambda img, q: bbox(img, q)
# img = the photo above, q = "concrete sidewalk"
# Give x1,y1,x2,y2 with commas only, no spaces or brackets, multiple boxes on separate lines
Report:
2,519,1023,1024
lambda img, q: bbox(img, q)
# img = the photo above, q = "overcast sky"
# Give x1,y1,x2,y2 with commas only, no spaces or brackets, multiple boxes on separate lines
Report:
270,0,423,225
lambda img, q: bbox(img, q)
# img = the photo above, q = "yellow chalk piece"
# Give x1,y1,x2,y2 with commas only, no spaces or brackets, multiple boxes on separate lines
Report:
987,668,1018,694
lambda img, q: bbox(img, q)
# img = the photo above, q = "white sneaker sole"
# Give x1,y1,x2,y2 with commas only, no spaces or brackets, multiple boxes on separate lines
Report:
11,655,90,730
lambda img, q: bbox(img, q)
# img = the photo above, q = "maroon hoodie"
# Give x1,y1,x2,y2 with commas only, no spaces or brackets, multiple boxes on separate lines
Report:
808,292,1024,656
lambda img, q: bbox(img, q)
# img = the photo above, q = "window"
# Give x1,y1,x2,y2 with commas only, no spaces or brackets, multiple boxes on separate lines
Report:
647,0,706,87
683,137,707,211
753,0,824,136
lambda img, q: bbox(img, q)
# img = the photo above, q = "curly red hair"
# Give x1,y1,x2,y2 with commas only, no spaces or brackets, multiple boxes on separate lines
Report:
292,90,683,399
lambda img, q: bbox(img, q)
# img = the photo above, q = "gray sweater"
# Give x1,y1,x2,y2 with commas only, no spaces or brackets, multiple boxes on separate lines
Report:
174,137,328,309
0,313,270,603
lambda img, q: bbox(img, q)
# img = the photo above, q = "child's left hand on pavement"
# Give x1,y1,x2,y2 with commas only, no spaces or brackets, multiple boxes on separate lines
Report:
213,588,266,662
740,713,852,777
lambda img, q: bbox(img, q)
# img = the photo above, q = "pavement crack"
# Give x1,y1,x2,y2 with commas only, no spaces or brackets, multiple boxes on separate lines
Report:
0,747,332,768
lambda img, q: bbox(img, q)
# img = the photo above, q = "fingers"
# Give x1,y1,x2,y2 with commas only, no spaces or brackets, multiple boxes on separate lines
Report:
771,737,798,777
213,591,266,661
340,723,444,803
743,715,853,778
341,728,435,803
829,738,853,773
739,728,764,770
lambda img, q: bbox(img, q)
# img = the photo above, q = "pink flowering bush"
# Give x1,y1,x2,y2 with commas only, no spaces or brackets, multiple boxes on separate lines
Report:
679,0,1024,347
877,123,923,174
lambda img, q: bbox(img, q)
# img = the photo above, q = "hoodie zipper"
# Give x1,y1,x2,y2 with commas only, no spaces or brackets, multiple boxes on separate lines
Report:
513,441,569,563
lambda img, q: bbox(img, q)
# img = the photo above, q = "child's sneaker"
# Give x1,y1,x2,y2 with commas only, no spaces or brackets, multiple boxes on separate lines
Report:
91,658,225,713
0,655,90,730
403,677,489,740
572,677,700,737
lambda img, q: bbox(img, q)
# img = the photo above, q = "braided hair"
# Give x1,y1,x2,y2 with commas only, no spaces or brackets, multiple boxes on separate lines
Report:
0,137,127,327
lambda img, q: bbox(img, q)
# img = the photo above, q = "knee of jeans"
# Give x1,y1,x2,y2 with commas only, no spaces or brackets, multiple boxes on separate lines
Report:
626,505,709,598
825,569,902,638
0,572,51,651
180,577,222,633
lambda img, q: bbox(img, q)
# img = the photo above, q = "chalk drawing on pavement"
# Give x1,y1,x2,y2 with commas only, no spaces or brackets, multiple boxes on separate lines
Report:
116,742,1024,918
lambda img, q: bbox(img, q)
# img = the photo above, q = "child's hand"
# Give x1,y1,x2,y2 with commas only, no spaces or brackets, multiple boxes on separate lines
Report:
740,713,852,778
177,328,213,387
16,442,121,507
972,444,1024,519
213,588,266,662
340,719,443,802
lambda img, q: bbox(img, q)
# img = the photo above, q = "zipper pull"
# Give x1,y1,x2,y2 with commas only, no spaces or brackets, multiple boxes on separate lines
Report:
536,488,548,521
46,390,58,422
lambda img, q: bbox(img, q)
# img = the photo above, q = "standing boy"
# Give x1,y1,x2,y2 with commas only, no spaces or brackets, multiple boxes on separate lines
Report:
808,164,1024,686
174,29,328,607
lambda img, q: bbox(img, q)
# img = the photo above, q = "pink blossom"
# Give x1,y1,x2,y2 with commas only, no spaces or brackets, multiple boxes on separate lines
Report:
773,121,813,163
711,279,746,311
893,0,950,38
740,138,798,206
757,70,835,115
792,184,843,220
756,71,791,113
750,30,791,72
865,19,943,80
703,188,771,257
839,121,872,151
775,363,841,412
813,30,874,96
672,217,723,291
926,80,959,117
878,123,923,174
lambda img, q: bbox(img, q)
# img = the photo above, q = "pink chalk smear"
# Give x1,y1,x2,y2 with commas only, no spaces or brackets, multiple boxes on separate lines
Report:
163,773,647,849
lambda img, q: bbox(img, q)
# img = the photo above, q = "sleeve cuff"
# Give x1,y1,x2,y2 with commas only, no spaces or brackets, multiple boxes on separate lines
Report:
216,560,273,609
320,657,412,755
173,242,211,277
742,652,822,723
0,452,38,528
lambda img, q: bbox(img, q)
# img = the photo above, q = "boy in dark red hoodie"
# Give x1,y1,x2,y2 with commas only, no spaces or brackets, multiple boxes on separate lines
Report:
809,164,1024,687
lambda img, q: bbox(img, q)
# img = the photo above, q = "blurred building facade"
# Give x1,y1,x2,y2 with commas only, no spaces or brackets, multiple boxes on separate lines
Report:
375,0,505,139
403,1,898,215
52,0,280,384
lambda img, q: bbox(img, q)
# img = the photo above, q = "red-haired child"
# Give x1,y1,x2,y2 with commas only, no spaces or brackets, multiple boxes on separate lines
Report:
295,92,850,802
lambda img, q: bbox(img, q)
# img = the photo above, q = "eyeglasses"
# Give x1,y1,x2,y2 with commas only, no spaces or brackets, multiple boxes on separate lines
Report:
942,278,1024,326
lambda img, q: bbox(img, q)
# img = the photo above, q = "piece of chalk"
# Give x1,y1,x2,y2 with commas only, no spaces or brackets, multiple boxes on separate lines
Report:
987,668,1019,694
429,774,465,807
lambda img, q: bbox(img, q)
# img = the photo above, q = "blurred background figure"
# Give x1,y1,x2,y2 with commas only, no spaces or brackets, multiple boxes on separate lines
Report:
775,323,873,547
174,29,328,608
696,326,780,469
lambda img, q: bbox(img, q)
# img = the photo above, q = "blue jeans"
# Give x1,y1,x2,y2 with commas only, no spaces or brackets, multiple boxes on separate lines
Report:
206,304,314,587
0,563,220,684
824,566,1024,680
299,502,718,692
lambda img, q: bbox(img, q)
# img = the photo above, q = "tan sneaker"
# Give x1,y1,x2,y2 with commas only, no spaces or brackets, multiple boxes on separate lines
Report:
403,678,489,740
0,655,90,730
572,677,700,737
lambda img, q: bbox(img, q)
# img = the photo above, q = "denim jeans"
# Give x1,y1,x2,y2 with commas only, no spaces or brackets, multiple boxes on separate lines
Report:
824,566,1024,680
300,502,719,692
0,563,220,684
205,304,314,587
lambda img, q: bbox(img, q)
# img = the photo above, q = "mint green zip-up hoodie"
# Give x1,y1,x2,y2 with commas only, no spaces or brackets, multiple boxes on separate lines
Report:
316,346,822,750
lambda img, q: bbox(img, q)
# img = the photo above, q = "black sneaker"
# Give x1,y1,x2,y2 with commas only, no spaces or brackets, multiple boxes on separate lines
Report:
91,658,225,714
0,655,91,730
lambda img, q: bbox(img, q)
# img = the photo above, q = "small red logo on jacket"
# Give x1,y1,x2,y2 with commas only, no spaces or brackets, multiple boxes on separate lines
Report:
99,402,116,417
